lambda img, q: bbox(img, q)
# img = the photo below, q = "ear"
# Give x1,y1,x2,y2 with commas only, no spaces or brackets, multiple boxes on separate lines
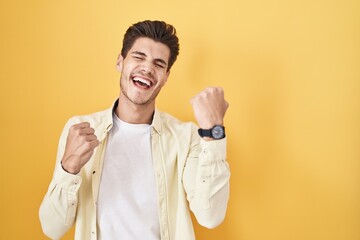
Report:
116,54,124,72
164,70,170,85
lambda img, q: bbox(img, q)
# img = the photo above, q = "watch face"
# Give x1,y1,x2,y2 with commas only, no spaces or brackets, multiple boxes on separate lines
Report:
211,125,225,139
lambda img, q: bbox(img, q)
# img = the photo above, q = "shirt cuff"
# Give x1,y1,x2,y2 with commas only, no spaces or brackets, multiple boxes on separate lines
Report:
53,161,82,188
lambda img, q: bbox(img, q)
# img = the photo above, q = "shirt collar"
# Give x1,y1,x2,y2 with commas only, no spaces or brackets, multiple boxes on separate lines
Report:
106,99,162,135
100,100,117,137
151,109,162,135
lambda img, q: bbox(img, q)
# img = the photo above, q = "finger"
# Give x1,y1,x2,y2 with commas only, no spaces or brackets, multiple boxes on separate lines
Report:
89,139,100,148
81,127,95,135
76,122,90,128
83,139,99,150
80,139,99,153
214,88,224,99
85,134,98,141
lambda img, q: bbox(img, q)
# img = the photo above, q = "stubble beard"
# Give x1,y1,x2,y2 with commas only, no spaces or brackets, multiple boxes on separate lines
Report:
119,76,160,106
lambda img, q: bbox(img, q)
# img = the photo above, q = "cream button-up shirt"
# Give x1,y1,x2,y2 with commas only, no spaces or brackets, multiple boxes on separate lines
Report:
39,101,230,240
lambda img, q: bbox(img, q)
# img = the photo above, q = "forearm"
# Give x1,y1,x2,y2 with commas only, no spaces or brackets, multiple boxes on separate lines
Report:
183,138,230,229
39,119,82,239
39,162,82,239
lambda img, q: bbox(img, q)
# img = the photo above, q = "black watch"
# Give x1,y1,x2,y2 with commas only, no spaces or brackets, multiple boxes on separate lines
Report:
198,125,225,140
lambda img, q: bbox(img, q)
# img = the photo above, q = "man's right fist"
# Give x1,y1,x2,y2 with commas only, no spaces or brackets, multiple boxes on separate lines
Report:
61,122,99,174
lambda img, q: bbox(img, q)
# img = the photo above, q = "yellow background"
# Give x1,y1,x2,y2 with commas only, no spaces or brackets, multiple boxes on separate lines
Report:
0,0,359,239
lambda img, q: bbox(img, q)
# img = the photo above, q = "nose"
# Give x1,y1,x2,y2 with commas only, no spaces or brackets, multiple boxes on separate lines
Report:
140,61,154,75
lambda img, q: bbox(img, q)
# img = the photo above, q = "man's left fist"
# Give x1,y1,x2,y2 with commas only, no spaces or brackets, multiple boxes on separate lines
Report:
190,87,229,129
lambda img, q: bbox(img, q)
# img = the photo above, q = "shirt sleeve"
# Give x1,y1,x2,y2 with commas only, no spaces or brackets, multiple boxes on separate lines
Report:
183,124,230,229
39,119,82,239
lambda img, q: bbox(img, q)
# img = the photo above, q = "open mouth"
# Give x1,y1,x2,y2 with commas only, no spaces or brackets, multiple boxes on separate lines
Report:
132,76,152,89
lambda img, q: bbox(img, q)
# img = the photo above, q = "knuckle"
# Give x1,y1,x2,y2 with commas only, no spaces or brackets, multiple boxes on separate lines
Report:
69,125,77,132
205,87,213,93
77,138,84,146
84,141,91,149
74,128,81,135
193,94,201,101
202,90,210,96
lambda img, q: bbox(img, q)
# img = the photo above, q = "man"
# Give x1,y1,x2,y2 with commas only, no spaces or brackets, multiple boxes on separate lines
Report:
39,20,230,240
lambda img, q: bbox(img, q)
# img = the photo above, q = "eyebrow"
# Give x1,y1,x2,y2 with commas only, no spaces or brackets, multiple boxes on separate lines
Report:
131,51,168,67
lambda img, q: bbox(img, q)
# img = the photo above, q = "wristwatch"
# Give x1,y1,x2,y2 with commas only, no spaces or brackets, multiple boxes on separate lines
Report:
198,125,225,140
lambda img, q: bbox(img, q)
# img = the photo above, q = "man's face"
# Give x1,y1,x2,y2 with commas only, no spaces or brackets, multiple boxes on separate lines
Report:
117,37,170,106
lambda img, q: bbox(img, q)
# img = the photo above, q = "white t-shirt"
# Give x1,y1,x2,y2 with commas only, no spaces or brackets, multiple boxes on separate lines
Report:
97,114,160,240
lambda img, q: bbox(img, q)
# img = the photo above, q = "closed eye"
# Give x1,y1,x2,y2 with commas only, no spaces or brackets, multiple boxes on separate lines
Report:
154,59,167,69
155,63,166,68
131,51,146,60
131,51,167,69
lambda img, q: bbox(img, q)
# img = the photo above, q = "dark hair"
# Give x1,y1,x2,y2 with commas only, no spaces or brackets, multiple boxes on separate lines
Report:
121,20,180,71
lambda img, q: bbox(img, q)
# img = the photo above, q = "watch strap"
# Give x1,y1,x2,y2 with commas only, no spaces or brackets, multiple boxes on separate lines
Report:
198,128,212,138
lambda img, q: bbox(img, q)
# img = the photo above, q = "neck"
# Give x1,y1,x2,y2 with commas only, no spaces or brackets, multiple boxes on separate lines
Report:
115,94,155,124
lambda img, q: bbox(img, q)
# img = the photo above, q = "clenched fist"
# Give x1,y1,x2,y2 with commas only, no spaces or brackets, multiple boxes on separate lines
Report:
61,122,99,174
190,87,229,130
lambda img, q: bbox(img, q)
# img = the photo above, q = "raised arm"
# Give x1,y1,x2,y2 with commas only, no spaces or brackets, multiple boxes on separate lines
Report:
183,87,230,228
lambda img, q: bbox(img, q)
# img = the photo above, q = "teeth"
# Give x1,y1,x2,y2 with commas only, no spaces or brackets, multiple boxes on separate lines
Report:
133,77,151,87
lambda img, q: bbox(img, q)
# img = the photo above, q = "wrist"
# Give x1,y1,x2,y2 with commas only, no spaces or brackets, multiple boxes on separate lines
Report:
198,125,225,140
61,159,80,175
198,121,223,129
201,136,215,141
